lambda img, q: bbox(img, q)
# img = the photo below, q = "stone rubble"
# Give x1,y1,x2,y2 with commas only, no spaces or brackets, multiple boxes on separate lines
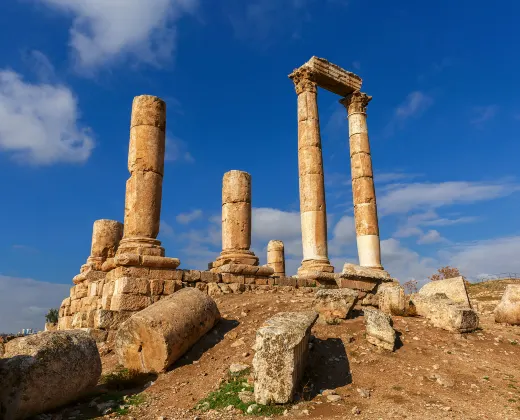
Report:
312,288,358,323
494,284,520,325
363,307,396,351
419,276,472,308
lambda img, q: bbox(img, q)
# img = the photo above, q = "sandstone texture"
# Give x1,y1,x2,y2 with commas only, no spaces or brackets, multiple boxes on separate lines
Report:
253,311,318,404
419,277,471,308
378,282,406,316
87,219,123,269
0,331,101,419
410,294,479,333
267,240,285,277
115,288,220,373
363,308,396,351
494,284,520,325
313,288,358,323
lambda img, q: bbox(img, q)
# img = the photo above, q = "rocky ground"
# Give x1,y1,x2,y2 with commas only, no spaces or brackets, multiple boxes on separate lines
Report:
36,284,520,420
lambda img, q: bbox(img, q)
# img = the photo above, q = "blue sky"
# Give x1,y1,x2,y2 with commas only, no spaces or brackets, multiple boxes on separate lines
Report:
0,0,518,332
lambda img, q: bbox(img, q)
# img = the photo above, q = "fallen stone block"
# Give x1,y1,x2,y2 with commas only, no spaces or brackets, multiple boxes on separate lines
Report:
419,277,471,308
494,284,520,325
253,311,318,405
0,331,101,420
410,293,479,333
115,288,220,373
312,288,358,324
378,282,406,315
363,308,396,351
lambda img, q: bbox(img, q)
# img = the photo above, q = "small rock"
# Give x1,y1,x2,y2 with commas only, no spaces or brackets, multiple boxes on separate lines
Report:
352,406,361,415
231,338,246,348
229,363,249,374
327,394,342,402
225,405,234,411
321,389,337,396
357,387,371,398
238,391,255,404
247,404,259,414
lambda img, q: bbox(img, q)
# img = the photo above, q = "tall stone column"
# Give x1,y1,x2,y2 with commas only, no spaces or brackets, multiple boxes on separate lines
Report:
85,220,123,270
117,95,166,257
340,92,383,269
289,68,333,275
214,170,259,267
267,240,285,277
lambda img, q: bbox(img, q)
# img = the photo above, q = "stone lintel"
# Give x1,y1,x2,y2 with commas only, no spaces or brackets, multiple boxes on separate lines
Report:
217,263,274,276
293,56,362,97
341,263,391,282
110,253,180,269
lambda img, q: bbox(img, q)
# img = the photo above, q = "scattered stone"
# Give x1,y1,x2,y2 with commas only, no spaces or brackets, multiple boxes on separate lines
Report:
0,331,101,420
253,311,318,404
313,288,358,324
231,338,245,348
352,406,361,415
357,387,371,398
229,363,249,374
247,404,259,414
238,391,255,404
321,389,337,396
327,394,342,402
419,277,471,308
410,294,479,333
494,284,520,325
115,288,220,372
378,282,406,315
363,308,396,351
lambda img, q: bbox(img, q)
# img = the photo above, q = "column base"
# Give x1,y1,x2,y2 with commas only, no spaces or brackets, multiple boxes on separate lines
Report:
117,237,165,257
297,259,334,276
210,249,259,271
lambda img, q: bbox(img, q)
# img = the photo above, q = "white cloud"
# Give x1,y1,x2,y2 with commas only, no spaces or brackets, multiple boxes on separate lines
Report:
417,229,444,245
395,91,433,120
166,136,194,163
379,181,519,215
375,172,421,184
176,209,203,224
159,220,174,238
0,70,94,165
0,275,70,333
252,208,301,244
38,0,198,71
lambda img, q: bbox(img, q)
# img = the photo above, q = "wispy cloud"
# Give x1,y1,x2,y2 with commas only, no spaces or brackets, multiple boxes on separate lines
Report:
176,209,203,224
416,229,445,245
395,91,433,120
38,0,198,73
165,136,194,163
375,171,421,184
471,105,498,126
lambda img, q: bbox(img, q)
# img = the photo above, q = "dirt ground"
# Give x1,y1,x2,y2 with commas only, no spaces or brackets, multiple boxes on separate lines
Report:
42,287,520,420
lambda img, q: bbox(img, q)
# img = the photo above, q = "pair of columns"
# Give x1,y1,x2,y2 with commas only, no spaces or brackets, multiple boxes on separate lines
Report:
290,68,382,274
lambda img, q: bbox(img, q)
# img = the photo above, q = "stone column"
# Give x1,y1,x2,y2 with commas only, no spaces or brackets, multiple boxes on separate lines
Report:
117,95,166,257
289,68,333,275
214,170,258,267
85,220,123,270
267,240,285,277
340,91,383,269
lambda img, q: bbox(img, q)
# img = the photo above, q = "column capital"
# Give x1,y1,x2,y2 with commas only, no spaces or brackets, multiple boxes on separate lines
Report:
289,67,317,95
340,91,372,115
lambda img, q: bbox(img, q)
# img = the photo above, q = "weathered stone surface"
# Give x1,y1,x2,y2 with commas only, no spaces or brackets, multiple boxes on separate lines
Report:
378,282,406,315
115,288,220,373
363,308,396,351
110,294,151,311
217,263,274,276
494,284,520,325
341,263,390,281
313,288,358,323
94,310,134,330
114,277,150,295
88,219,123,268
267,240,285,277
253,311,318,404
410,294,479,333
419,277,471,308
0,331,101,419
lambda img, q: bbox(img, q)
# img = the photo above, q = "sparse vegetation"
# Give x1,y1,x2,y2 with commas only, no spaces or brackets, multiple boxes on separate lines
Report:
196,369,286,416
45,308,59,324
428,266,465,282
100,366,154,391
403,279,418,294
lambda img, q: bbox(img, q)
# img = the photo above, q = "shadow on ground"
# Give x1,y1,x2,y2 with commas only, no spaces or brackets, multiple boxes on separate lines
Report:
169,318,240,370
298,337,351,400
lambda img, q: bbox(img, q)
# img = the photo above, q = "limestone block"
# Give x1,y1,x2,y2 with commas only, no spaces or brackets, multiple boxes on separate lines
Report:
229,283,245,293
150,279,164,295
222,202,251,250
200,271,220,283
419,277,471,308
297,119,321,148
494,284,520,325
299,173,326,213
253,311,318,404
111,265,150,279
110,294,151,311
149,268,183,281
195,282,208,293
115,288,220,372
267,240,285,277
185,270,201,282
141,255,180,269
113,277,150,295
341,263,390,281
217,283,232,294
350,152,373,180
163,280,182,295
349,132,371,155
353,203,379,236
378,283,406,315
207,282,222,297
60,297,71,308
75,283,88,299
130,95,166,129
94,310,134,330
57,316,72,330
336,278,378,292
410,294,479,333
313,289,358,323
363,308,396,351
218,263,274,276
129,125,165,174
0,331,101,419
352,176,376,205
80,328,108,343
298,145,324,177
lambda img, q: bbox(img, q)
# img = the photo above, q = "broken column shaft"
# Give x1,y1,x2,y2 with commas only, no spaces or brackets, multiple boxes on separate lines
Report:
289,68,333,275
267,240,285,277
117,95,166,257
85,220,123,270
340,92,382,269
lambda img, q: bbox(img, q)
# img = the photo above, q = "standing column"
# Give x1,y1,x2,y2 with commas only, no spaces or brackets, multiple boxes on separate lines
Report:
117,95,166,257
267,240,285,277
340,92,383,269
214,170,259,267
85,219,124,270
289,68,333,275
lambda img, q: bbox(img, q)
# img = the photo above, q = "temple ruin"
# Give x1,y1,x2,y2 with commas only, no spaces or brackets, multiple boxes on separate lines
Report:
57,57,394,334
